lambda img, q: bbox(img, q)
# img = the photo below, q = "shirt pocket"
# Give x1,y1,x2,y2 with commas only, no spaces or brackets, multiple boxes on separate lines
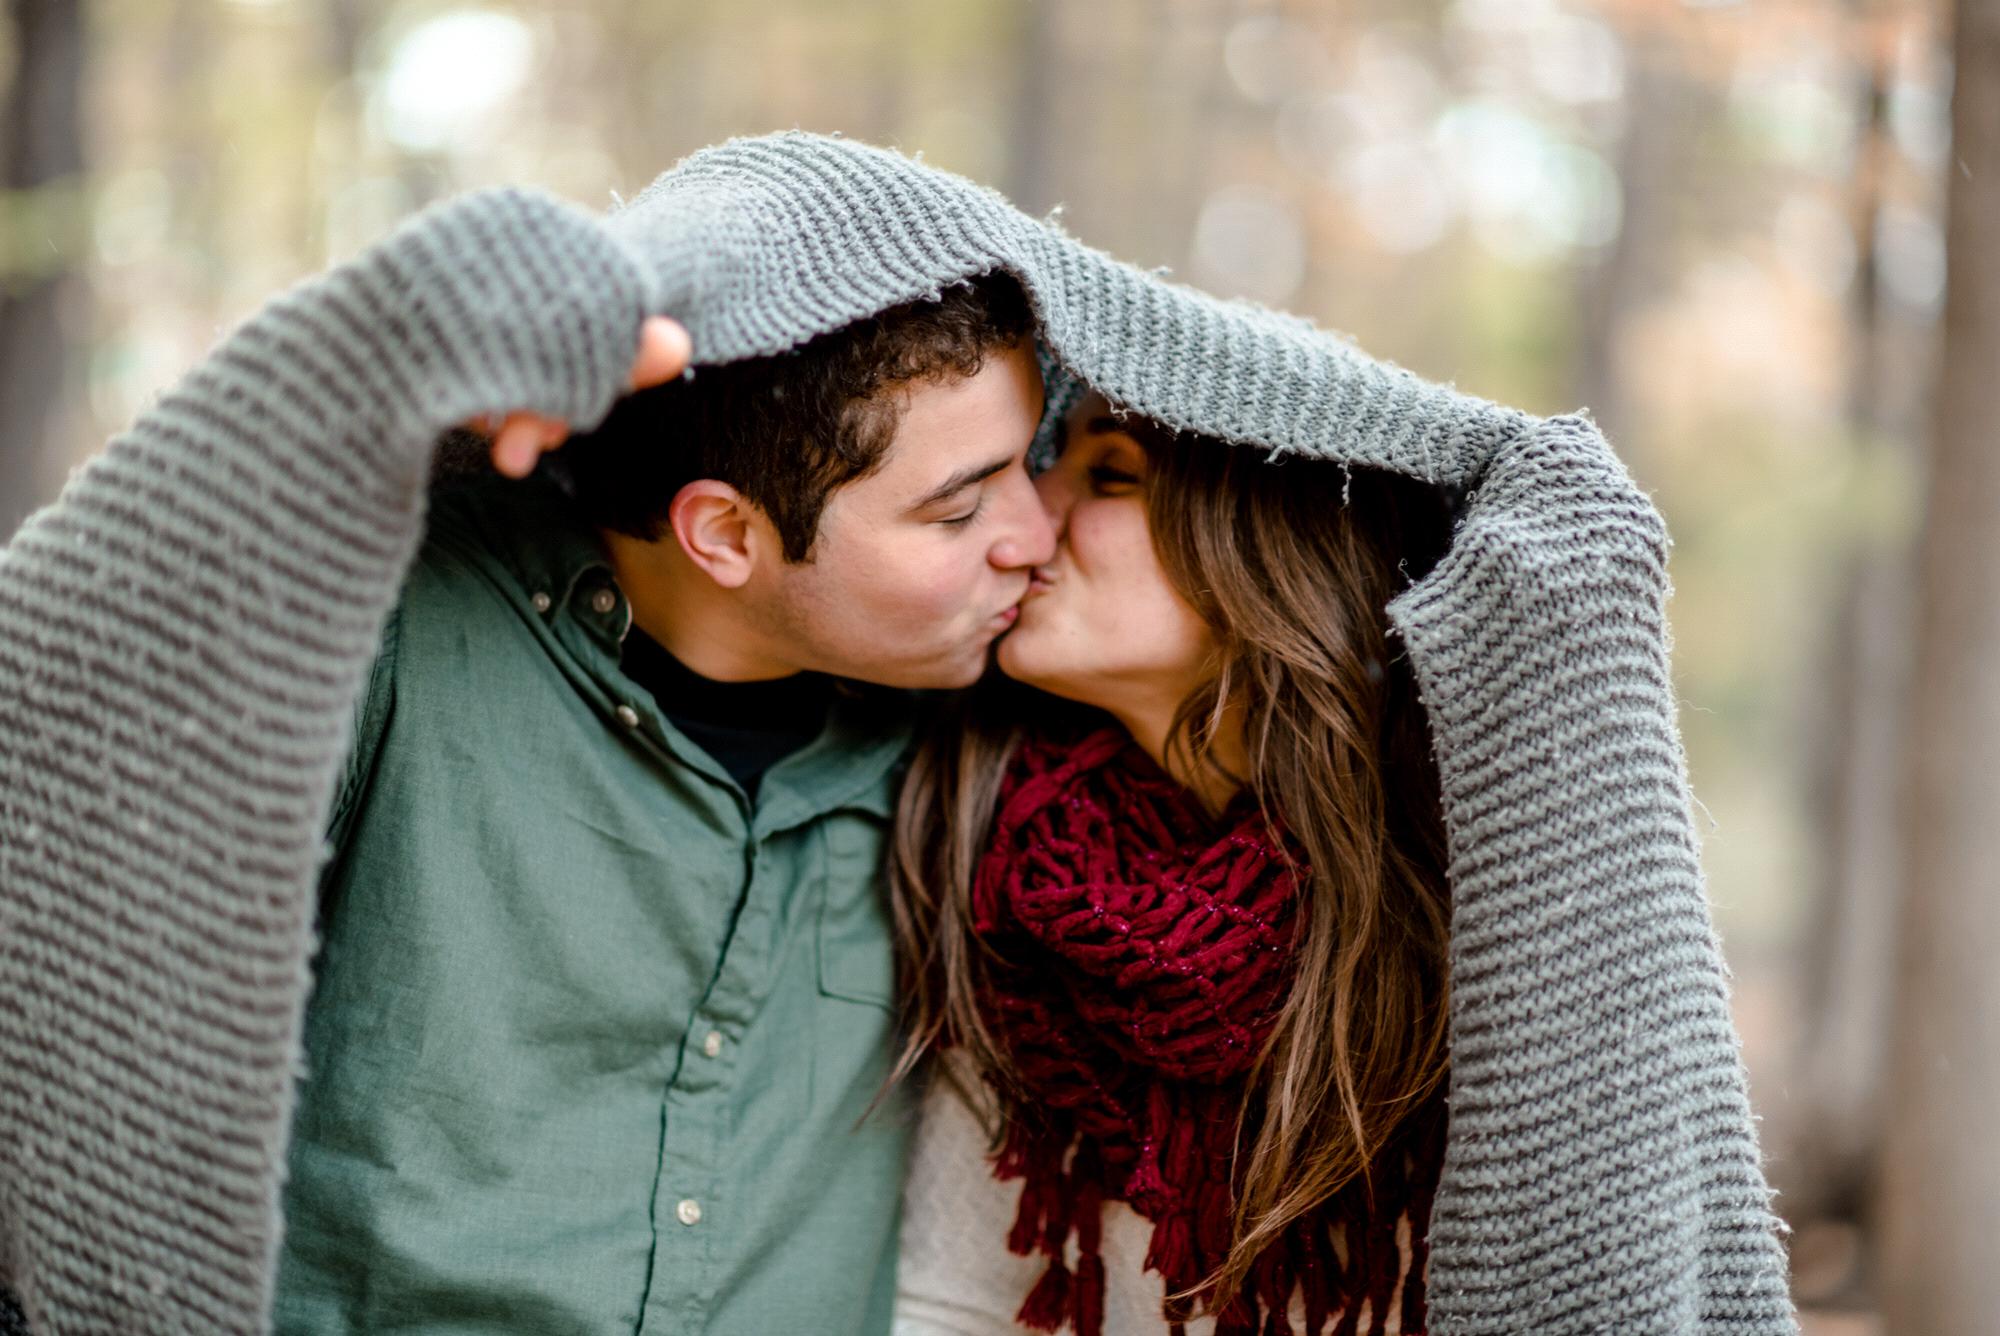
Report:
815,811,897,1011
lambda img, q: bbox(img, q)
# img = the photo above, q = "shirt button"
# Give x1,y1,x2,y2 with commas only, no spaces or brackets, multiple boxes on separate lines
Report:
530,591,551,613
590,587,618,615
615,704,640,728
675,1198,703,1227
702,1030,724,1058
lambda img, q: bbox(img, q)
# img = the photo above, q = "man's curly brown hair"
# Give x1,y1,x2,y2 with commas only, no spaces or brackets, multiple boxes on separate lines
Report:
554,270,1035,562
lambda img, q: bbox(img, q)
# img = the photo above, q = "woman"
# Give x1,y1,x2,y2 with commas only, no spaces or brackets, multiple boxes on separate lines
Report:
890,388,1460,1336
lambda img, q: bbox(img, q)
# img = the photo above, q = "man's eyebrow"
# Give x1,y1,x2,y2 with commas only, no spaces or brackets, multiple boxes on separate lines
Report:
907,455,1014,512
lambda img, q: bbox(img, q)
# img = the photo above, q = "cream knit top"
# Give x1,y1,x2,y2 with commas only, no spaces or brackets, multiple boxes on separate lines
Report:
893,1056,1419,1336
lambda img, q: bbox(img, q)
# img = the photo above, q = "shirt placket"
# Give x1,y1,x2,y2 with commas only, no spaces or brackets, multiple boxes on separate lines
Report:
638,827,786,1334
544,566,767,1333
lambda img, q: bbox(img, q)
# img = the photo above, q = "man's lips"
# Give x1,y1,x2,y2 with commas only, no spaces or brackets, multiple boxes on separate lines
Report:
987,573,1049,634
989,576,1036,630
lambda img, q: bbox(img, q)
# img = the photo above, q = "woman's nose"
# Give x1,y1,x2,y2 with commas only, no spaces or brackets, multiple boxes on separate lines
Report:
1032,468,1077,531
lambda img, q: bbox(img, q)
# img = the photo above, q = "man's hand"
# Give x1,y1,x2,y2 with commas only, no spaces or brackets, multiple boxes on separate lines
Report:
465,315,693,479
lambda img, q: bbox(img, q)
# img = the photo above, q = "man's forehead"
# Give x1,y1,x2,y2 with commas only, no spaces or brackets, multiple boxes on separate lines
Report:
871,342,1058,490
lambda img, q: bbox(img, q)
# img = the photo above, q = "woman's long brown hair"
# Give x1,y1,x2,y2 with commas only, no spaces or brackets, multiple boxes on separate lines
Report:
886,415,1458,1313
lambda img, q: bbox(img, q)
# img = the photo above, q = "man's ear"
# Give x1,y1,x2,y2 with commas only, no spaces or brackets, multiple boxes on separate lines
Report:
667,480,765,590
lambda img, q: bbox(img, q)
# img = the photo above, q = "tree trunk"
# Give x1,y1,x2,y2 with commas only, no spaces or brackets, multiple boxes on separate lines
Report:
1877,0,2000,1329
1572,15,1683,457
0,0,86,538
1002,0,1060,216
1769,18,1905,1309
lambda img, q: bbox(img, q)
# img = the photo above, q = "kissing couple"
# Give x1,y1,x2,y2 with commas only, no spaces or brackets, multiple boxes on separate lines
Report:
0,132,1798,1336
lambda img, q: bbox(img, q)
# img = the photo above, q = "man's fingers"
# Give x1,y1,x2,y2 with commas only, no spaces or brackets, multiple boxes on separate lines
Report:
629,316,692,390
490,418,532,478
491,413,564,478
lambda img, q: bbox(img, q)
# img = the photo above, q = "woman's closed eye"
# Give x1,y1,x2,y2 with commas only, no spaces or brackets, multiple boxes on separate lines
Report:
1089,466,1140,492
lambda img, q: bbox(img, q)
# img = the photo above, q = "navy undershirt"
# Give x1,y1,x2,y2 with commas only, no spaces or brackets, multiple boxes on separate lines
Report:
619,627,834,800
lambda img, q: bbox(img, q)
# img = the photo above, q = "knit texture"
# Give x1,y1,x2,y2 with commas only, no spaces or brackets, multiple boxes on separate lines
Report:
0,131,1796,1333
968,724,1446,1336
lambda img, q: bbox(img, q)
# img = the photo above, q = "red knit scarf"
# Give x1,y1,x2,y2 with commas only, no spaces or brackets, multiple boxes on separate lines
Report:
968,724,1447,1336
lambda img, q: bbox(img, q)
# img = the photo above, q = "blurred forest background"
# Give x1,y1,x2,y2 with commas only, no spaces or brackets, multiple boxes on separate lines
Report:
0,0,1994,1331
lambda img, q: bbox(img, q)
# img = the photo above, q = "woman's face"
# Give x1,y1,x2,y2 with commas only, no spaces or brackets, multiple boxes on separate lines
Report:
995,393,1216,714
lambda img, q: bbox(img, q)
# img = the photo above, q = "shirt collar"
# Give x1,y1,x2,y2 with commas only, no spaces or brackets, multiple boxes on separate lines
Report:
433,471,630,648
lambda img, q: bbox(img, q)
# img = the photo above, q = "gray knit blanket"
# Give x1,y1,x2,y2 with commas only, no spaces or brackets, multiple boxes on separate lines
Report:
0,131,1796,1334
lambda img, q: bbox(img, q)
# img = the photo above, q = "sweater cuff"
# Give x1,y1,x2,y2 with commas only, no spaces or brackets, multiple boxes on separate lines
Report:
242,184,653,493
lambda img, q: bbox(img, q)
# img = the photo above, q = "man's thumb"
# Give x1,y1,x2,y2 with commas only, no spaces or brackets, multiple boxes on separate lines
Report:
630,316,692,390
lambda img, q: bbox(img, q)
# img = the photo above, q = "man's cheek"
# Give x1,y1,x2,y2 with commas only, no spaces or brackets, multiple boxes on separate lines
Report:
901,561,981,623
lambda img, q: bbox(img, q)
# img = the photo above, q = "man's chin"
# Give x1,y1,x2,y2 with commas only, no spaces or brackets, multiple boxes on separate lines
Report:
836,641,996,692
929,638,1003,690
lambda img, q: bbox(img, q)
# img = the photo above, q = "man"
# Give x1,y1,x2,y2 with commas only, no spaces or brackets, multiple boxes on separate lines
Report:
0,178,1053,1335
271,267,1055,1331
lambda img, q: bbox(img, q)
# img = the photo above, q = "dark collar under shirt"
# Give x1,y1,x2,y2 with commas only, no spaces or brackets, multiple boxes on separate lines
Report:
618,627,835,800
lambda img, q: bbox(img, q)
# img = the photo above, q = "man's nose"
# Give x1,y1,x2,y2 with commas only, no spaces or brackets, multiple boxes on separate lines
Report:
988,470,1059,570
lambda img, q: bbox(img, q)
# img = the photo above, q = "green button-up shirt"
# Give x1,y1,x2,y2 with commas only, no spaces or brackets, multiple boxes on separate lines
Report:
272,472,919,1334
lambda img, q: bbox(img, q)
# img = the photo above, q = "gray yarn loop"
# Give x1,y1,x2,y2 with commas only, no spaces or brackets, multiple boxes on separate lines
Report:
0,131,1795,1334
